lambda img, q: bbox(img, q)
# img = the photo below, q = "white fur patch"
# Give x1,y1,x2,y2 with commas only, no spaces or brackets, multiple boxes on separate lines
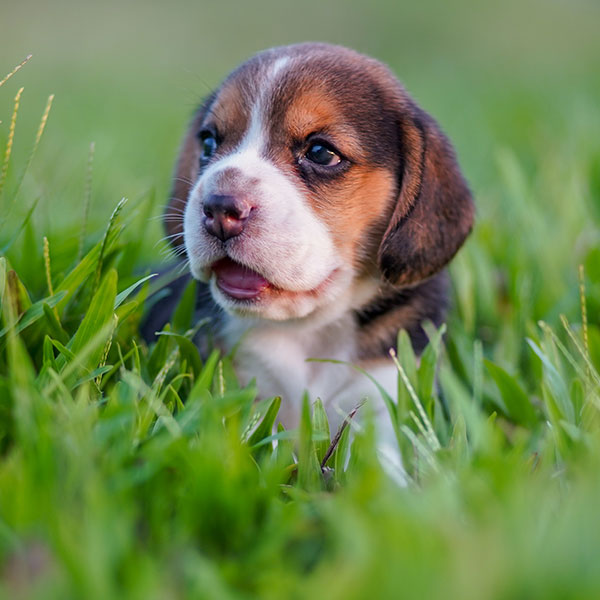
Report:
232,56,290,156
228,310,403,472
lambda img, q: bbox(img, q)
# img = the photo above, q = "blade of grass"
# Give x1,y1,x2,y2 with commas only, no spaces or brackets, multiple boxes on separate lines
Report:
0,198,39,254
0,291,66,338
312,398,330,465
54,216,123,314
0,86,24,201
246,396,281,444
389,348,441,452
93,198,127,294
0,54,32,89
114,273,157,309
69,269,118,373
6,94,54,210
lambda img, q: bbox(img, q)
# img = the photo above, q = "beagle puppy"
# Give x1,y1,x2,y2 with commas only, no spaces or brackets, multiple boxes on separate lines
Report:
157,42,473,444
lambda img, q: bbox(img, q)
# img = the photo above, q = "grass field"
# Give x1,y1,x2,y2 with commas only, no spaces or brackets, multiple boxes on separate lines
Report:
1,0,600,598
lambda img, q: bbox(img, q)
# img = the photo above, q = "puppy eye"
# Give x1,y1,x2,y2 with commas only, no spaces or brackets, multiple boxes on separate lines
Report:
199,132,218,161
305,143,341,167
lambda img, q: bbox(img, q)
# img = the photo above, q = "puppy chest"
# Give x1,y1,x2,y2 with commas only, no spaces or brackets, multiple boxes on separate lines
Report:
231,323,358,413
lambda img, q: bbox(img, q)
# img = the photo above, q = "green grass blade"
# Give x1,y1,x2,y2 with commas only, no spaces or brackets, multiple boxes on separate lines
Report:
70,268,118,373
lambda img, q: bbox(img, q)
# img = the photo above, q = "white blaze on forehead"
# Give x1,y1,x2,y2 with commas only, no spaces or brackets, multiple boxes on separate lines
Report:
237,56,291,155
268,56,291,78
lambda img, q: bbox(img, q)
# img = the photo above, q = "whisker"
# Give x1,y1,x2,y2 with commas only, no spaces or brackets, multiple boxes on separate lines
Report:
150,214,172,223
166,197,188,208
163,204,187,214
160,203,187,212
176,259,191,275
164,245,188,258
158,238,185,251
154,213,185,224
156,233,185,245
159,251,184,265
172,176,196,185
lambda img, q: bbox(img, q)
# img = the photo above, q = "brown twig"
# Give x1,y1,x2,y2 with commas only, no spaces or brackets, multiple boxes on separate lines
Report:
320,399,365,470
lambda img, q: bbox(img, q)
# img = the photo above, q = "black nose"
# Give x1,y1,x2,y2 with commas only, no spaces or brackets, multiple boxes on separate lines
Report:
202,194,252,241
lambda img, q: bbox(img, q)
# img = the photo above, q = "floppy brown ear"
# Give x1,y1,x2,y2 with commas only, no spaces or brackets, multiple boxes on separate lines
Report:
164,95,215,249
377,102,474,286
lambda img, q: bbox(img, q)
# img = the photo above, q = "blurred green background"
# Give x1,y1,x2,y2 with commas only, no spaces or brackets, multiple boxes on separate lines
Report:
1,0,598,230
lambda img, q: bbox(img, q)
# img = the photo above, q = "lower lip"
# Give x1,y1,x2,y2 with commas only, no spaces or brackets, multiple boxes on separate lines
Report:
211,257,272,301
215,277,271,300
210,259,340,304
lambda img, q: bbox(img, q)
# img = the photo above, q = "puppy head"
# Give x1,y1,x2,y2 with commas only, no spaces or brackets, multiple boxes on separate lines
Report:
165,43,473,321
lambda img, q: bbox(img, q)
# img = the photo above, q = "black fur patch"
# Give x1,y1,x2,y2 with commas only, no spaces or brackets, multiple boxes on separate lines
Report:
354,271,448,357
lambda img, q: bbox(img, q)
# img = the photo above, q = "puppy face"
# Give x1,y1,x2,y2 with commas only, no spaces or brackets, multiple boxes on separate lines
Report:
166,43,473,321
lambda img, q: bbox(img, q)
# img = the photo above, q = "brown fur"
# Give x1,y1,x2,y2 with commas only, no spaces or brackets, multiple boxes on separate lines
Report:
165,106,206,245
356,272,448,358
282,90,365,160
377,104,474,286
306,167,396,267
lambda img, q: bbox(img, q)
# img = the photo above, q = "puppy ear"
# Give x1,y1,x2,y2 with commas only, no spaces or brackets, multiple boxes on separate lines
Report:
164,95,215,249
377,102,474,286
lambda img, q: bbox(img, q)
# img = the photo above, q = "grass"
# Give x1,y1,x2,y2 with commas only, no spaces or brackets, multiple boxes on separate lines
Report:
1,0,600,597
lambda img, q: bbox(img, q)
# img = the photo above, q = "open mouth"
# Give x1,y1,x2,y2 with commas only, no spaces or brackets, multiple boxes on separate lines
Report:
211,257,273,301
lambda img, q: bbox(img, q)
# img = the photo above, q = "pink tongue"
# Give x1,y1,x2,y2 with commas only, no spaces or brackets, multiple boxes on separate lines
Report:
212,258,270,299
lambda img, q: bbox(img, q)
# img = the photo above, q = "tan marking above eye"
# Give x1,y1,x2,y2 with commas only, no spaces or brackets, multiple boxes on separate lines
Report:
204,80,253,146
284,91,363,161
